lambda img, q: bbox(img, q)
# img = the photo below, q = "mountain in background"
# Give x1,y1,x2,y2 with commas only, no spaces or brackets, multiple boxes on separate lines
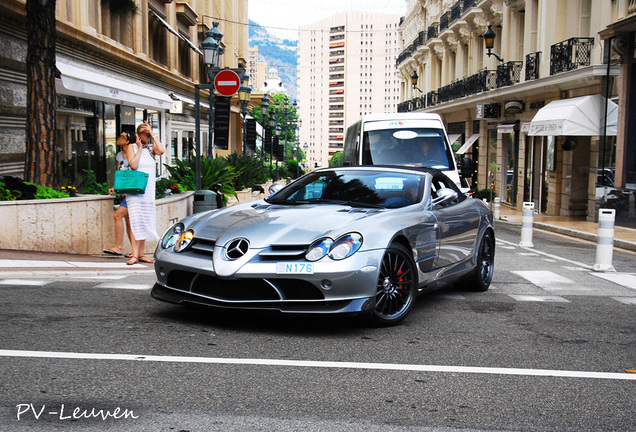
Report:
249,20,298,101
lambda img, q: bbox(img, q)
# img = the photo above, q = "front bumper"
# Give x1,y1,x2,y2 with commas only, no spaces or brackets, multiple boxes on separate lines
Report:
152,247,383,315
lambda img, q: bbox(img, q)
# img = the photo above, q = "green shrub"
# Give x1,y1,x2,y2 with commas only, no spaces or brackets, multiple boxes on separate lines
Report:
165,157,238,203
225,153,269,190
472,188,494,202
330,151,343,167
33,184,70,199
79,169,109,195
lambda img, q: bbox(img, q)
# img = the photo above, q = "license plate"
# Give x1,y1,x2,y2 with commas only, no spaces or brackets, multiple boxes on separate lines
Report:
276,262,314,275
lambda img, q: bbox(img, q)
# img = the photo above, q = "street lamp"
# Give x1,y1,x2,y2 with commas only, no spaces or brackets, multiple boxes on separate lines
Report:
411,70,423,93
259,95,269,160
268,106,276,169
483,24,504,63
275,122,282,178
238,74,251,154
194,22,225,192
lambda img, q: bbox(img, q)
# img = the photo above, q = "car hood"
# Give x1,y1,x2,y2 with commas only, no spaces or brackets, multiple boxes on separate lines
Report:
188,201,383,248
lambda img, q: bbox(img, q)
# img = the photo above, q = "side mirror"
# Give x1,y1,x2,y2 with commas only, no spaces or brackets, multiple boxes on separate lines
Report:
268,183,284,195
460,157,473,178
432,188,458,207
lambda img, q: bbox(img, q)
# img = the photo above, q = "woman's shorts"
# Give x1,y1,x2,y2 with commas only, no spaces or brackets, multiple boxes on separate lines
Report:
119,197,127,208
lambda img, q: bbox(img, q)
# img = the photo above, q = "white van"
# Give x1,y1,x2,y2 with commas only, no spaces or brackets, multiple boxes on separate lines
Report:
343,113,472,190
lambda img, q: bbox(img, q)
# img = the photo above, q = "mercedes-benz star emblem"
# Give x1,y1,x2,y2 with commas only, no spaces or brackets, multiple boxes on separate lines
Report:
225,238,250,260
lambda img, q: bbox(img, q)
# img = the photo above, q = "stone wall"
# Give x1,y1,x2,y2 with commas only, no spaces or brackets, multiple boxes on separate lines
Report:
0,192,194,255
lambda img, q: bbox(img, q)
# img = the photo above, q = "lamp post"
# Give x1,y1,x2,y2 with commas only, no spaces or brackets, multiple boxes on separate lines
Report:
194,22,224,192
411,70,423,93
238,74,251,154
268,107,276,169
484,24,504,63
275,122,282,178
259,95,269,160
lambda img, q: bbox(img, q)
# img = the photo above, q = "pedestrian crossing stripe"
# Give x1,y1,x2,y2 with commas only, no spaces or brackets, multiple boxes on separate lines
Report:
591,273,636,290
508,295,570,303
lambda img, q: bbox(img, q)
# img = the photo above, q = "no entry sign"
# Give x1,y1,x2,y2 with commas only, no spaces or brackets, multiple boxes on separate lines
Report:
214,70,241,97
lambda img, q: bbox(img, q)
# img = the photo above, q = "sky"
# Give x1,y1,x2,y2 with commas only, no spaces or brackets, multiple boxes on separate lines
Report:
248,0,406,40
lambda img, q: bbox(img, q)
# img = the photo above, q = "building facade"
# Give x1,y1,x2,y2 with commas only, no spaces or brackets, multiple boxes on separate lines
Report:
248,45,268,91
397,0,635,228
297,11,402,168
0,0,250,187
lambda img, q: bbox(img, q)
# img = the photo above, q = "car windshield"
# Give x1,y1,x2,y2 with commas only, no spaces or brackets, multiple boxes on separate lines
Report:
362,128,452,170
267,170,424,209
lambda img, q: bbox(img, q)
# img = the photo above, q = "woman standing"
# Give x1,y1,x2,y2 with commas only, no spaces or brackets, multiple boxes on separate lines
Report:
124,121,165,265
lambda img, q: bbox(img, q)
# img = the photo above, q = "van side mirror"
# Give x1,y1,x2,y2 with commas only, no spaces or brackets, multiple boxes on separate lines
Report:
460,157,473,178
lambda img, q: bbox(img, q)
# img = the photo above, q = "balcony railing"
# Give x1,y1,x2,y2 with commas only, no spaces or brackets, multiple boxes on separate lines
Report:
440,12,450,32
427,23,439,41
525,51,541,81
550,37,594,75
463,0,475,9
496,61,523,87
450,1,462,22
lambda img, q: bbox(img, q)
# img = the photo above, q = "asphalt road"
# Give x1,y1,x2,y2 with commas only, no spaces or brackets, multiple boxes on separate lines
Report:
0,221,635,431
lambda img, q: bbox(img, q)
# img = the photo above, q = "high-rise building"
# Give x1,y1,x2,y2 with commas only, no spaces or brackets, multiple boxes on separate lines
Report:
248,46,268,91
297,11,401,168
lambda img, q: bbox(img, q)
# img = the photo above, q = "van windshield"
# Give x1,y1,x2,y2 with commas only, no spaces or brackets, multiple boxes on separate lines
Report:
362,128,452,170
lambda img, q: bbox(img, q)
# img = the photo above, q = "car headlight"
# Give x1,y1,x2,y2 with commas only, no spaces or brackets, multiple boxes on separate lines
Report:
328,233,363,260
161,223,184,249
306,238,333,262
174,230,195,253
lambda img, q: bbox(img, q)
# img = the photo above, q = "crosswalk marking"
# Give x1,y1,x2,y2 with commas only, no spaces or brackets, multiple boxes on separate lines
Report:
0,279,51,286
511,270,577,291
611,297,636,305
508,295,570,303
590,273,636,290
93,283,153,290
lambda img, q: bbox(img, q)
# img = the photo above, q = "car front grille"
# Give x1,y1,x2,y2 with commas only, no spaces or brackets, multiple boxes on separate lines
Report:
165,270,324,302
258,244,308,260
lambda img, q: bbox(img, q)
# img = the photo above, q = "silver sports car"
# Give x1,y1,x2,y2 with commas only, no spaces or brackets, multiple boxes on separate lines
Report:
152,166,494,325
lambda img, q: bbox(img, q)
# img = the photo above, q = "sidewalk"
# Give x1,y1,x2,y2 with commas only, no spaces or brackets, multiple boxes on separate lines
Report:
497,205,636,252
0,249,155,277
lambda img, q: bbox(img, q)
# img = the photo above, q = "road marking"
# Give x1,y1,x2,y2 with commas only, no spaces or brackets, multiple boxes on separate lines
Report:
508,295,570,303
497,239,593,269
432,293,465,300
512,270,578,291
0,349,633,381
518,252,539,256
0,259,146,269
612,297,636,305
93,283,153,290
0,279,51,286
591,273,636,290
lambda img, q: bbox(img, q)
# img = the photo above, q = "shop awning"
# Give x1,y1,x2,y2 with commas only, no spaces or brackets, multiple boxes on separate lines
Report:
456,134,479,155
447,134,461,144
56,62,174,110
527,94,618,136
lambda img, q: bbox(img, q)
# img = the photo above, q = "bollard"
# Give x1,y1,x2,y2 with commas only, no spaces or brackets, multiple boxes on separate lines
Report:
519,202,534,247
593,208,616,272
493,197,501,220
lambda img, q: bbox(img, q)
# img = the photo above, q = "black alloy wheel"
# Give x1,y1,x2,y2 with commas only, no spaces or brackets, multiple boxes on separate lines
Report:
469,231,494,292
370,243,417,326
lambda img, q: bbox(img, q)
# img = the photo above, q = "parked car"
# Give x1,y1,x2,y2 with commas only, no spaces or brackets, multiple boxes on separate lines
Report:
151,166,495,325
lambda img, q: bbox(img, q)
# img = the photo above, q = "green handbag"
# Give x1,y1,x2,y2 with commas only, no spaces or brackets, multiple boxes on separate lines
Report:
114,170,149,194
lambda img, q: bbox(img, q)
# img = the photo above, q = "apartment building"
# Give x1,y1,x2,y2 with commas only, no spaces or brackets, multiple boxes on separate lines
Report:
248,46,268,91
0,0,249,186
397,0,635,227
297,11,402,168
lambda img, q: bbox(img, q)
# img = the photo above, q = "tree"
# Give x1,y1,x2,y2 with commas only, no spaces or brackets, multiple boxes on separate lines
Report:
24,0,57,187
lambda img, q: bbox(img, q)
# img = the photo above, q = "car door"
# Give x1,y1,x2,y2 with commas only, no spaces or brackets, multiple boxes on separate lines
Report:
430,175,480,269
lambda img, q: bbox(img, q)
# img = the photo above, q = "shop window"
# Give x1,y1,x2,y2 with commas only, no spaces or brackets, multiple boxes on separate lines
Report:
178,34,192,78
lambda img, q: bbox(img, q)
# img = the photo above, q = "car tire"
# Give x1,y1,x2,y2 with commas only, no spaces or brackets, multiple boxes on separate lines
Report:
369,243,418,326
467,231,495,292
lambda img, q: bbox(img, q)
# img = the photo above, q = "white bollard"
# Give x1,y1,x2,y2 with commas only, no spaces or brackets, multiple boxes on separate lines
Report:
519,202,534,247
593,208,616,272
493,197,501,220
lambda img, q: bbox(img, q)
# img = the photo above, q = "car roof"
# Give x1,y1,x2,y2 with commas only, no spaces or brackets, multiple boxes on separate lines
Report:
313,165,447,178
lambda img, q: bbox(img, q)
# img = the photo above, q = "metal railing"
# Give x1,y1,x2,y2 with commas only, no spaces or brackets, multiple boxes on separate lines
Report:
550,37,594,75
450,1,462,22
427,23,439,41
496,61,523,87
525,51,541,81
440,12,450,32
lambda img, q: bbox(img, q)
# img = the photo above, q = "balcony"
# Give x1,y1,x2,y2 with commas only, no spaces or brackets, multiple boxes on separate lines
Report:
550,37,594,76
427,23,439,41
496,61,523,87
525,51,541,81
450,1,462,22
439,12,450,32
